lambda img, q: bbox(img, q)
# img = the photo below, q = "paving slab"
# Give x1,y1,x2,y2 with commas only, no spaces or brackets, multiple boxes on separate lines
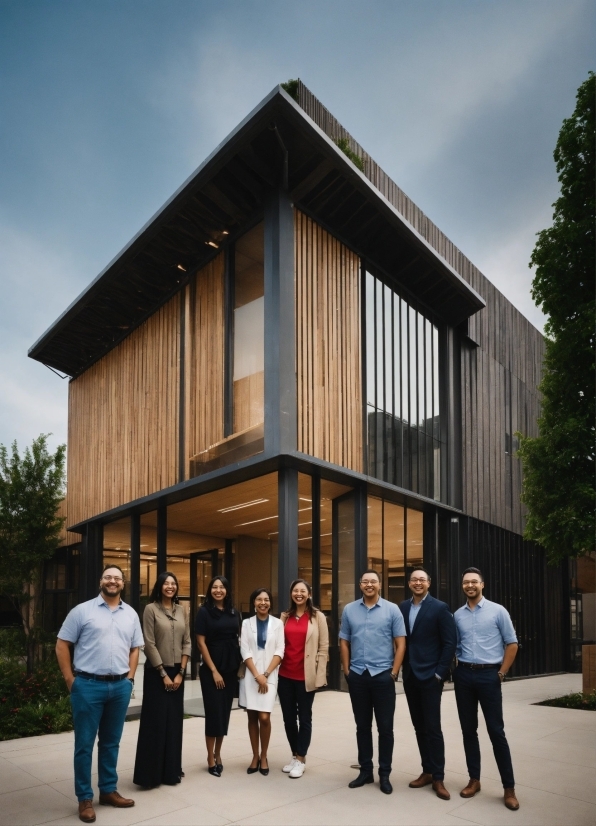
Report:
0,674,594,826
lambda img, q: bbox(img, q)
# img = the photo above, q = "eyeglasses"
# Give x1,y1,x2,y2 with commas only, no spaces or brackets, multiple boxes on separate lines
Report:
360,580,379,586
102,576,123,582
463,580,481,586
410,578,429,584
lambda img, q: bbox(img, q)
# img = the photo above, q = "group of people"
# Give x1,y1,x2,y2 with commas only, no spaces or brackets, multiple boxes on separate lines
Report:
55,562,520,823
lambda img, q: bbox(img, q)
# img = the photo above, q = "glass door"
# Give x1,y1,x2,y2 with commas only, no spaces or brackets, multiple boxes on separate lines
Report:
189,550,219,678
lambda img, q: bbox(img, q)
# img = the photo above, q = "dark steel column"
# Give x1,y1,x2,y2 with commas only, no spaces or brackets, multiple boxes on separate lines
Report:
354,484,368,595
157,503,167,573
80,522,103,601
311,476,321,608
277,467,298,612
130,513,141,614
263,187,296,456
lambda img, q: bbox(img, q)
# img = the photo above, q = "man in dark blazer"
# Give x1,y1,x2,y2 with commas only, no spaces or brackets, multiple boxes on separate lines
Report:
399,568,457,800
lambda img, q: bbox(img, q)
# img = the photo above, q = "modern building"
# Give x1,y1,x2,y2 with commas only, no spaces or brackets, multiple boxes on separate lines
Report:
30,81,582,686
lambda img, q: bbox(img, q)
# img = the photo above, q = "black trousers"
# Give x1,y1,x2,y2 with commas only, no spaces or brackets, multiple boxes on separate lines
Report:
403,674,445,780
133,665,184,787
277,675,316,758
347,669,396,776
453,664,515,788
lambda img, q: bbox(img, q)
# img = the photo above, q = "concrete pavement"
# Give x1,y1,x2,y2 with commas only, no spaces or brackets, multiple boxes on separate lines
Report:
0,673,594,826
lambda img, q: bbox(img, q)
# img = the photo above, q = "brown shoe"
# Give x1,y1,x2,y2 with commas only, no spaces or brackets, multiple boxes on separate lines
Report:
432,780,451,800
99,791,135,808
409,772,433,788
78,800,96,823
504,787,520,810
460,778,481,798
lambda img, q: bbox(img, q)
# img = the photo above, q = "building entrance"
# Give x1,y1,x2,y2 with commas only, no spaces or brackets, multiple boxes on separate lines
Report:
189,550,219,677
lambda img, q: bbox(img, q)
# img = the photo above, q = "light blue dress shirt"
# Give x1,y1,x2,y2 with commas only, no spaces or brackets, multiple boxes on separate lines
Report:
339,597,406,676
454,597,517,665
408,592,429,631
58,594,144,675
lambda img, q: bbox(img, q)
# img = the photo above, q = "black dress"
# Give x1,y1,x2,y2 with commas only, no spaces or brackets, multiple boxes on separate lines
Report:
133,664,184,786
195,605,241,737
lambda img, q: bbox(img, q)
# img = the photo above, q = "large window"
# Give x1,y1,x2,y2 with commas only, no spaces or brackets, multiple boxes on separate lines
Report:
367,496,423,605
366,271,443,500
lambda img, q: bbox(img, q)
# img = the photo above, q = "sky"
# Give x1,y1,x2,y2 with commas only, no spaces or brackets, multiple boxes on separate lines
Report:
0,0,594,455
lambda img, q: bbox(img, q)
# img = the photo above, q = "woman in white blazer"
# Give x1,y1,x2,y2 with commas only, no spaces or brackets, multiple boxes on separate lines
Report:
239,588,285,775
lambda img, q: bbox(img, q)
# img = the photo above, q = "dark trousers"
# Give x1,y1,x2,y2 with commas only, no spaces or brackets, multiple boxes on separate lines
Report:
133,665,184,787
347,669,396,776
277,675,316,757
404,674,445,780
453,664,515,788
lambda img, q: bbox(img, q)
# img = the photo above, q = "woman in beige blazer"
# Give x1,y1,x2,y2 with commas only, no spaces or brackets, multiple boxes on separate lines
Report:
278,579,329,779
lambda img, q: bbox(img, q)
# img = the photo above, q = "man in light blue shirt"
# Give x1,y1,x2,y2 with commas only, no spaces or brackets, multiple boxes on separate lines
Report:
453,567,520,811
339,569,406,794
56,565,144,823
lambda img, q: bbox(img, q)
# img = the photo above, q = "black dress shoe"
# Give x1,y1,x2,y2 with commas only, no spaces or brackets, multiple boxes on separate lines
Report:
349,771,374,788
247,760,260,775
379,775,393,794
207,765,221,777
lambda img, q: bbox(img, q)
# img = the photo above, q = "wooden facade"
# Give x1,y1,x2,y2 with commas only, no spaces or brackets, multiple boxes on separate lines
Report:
295,211,362,472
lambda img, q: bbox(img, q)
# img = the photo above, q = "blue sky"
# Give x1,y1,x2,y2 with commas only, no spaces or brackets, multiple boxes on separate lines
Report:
0,0,594,454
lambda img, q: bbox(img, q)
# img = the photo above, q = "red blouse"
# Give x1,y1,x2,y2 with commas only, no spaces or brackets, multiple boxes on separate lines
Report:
279,612,309,681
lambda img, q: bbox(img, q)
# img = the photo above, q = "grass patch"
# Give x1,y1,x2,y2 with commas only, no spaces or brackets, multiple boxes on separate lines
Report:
536,690,596,710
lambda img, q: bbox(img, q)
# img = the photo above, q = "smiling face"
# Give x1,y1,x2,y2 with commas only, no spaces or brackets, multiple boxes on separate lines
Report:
210,579,227,604
359,572,381,601
100,567,124,599
291,582,310,609
161,576,177,600
462,573,484,603
254,590,271,617
409,570,431,600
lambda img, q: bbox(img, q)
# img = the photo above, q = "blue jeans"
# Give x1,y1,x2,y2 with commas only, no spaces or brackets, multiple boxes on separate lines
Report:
347,669,396,776
70,676,132,801
453,664,515,788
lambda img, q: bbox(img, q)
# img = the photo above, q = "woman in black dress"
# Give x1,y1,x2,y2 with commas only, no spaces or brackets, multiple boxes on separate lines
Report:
133,572,191,787
195,575,241,777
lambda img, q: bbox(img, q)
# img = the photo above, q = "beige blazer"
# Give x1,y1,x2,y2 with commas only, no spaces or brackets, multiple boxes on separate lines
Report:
280,610,329,692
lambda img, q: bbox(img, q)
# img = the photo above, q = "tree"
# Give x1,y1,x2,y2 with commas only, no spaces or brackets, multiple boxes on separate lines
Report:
517,72,595,564
0,435,66,673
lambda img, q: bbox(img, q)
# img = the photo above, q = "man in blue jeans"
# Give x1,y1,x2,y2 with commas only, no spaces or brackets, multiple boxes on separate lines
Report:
453,567,520,811
339,570,406,795
56,565,144,823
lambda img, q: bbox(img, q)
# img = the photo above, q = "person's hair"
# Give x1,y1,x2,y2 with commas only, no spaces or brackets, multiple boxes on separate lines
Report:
249,587,273,616
408,567,431,581
462,566,484,582
150,571,180,604
285,579,318,621
101,564,124,579
203,575,235,613
359,569,380,582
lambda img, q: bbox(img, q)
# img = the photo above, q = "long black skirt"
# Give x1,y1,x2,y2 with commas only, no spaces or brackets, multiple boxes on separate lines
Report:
199,664,238,737
133,664,184,787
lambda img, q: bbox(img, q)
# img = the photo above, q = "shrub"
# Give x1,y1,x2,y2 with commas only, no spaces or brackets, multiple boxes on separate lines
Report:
0,657,72,740
537,691,596,710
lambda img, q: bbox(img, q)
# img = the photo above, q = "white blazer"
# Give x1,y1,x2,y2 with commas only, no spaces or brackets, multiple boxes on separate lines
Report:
240,615,285,685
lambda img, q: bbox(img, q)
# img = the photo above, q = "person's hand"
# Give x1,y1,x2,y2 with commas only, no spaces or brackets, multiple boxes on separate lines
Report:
212,669,225,689
65,674,75,693
343,671,350,681
255,673,269,693
171,674,183,691
163,675,175,691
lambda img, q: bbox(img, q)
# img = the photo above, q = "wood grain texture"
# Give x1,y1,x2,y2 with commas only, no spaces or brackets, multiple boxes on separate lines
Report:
67,294,180,527
295,210,362,472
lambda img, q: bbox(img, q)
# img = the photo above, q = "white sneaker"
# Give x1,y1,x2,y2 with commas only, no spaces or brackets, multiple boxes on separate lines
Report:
282,758,298,773
289,761,306,779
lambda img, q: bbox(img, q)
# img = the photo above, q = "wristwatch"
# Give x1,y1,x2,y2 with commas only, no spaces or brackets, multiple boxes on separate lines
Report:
263,671,270,678
390,672,398,682
128,677,134,684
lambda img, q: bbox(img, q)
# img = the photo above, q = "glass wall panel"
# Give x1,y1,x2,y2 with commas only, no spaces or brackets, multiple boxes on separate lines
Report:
365,270,444,500
233,222,264,434
103,517,131,595
297,473,313,586
367,496,423,605
406,508,424,570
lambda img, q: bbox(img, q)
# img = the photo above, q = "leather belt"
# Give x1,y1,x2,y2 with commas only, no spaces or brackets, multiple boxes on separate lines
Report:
458,662,500,670
75,671,129,681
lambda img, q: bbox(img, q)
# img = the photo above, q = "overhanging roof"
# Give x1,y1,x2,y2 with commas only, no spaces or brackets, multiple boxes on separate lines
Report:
29,86,485,377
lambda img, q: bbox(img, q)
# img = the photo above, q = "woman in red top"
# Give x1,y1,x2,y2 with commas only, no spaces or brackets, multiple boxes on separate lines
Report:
278,579,329,779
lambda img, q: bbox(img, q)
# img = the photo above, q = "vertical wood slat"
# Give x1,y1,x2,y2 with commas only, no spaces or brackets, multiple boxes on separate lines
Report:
295,211,362,472
67,294,180,528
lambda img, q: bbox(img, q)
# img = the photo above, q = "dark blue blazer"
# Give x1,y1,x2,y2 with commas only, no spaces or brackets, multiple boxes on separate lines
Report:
399,594,457,682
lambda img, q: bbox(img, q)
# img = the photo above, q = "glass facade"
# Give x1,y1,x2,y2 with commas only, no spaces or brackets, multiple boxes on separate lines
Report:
366,271,443,500
367,496,424,606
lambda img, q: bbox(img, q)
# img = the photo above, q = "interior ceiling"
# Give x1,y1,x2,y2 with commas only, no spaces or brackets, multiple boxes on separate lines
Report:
29,89,484,379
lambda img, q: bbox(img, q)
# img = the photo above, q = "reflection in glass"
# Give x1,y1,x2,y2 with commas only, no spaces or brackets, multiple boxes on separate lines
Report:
367,496,423,606
103,517,131,587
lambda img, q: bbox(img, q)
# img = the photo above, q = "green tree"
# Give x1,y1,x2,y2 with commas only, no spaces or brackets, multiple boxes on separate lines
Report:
518,72,595,563
0,435,66,672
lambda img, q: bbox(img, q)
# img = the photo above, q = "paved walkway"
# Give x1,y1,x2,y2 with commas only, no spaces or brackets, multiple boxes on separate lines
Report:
0,674,594,826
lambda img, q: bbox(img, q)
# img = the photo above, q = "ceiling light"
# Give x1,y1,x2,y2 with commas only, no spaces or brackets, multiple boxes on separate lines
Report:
218,498,269,513
299,497,311,502
206,240,219,248
177,264,187,272
222,230,229,235
235,514,279,527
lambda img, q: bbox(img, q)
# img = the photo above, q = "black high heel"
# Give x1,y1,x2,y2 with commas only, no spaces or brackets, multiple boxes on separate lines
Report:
208,765,221,777
259,758,269,776
214,755,223,773
247,760,260,774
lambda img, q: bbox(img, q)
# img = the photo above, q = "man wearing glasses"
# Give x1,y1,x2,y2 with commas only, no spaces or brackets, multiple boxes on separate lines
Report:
56,565,144,823
453,567,520,811
339,570,406,795
399,568,456,800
